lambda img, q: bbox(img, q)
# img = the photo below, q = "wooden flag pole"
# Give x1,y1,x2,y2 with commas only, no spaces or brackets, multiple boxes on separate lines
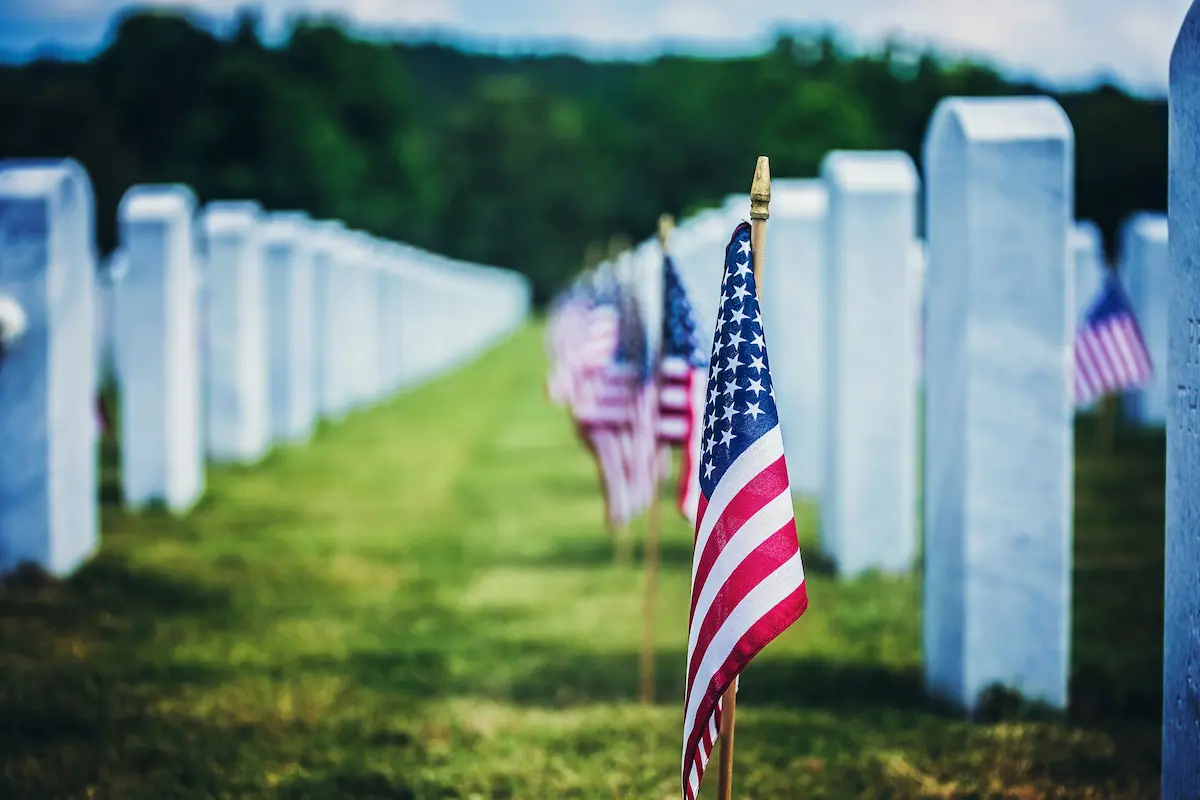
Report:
639,213,674,704
716,156,771,800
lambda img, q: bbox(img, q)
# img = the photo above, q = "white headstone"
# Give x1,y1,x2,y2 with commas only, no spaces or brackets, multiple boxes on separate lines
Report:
263,212,316,444
820,150,919,577
761,178,827,497
310,221,349,420
908,238,928,387
346,231,380,408
200,201,269,464
923,96,1074,712
115,184,204,512
1164,12,1200,794
0,159,98,576
1119,212,1169,427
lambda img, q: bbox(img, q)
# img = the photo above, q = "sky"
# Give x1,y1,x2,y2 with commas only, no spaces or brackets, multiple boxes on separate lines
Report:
0,0,1191,97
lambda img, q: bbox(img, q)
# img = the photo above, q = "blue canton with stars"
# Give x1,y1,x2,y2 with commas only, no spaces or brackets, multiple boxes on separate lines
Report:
661,254,705,366
698,222,780,497
614,279,653,384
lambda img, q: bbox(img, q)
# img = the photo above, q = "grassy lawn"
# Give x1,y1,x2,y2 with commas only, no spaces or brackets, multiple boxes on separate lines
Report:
0,323,1164,798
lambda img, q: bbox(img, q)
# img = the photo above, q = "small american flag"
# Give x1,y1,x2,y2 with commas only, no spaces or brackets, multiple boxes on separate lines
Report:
576,277,656,527
1073,274,1153,407
657,252,706,525
681,221,809,800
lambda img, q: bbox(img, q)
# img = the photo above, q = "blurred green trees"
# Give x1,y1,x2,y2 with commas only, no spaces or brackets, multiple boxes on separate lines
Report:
0,10,1167,304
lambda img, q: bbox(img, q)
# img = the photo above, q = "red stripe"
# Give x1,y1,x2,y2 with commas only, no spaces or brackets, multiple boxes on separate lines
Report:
682,582,809,795
688,457,789,624
685,517,800,695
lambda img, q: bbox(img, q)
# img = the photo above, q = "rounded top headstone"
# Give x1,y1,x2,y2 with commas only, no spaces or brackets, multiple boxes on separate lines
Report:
772,179,827,218
201,200,262,235
1071,219,1103,251
926,96,1072,145
119,184,196,223
1127,212,1168,242
821,150,919,193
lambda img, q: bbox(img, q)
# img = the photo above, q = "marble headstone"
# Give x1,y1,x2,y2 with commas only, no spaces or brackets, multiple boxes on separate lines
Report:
923,96,1074,712
908,238,928,386
1164,12,1200,795
1120,212,1169,427
115,184,204,512
760,178,827,497
820,150,919,577
310,221,349,420
200,201,270,464
0,159,98,576
263,212,317,444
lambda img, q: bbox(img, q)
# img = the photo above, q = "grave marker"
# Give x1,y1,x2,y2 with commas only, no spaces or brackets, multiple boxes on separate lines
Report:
761,178,827,496
1120,212,1169,426
1164,11,1200,794
263,212,317,443
115,184,204,512
820,150,919,577
0,159,98,576
922,96,1074,712
200,201,269,464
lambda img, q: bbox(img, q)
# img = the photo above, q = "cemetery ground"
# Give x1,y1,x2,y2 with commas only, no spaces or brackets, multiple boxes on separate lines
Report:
0,325,1165,799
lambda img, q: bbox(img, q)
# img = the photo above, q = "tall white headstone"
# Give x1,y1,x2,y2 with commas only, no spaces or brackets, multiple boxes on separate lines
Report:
761,178,827,497
200,201,269,464
820,150,919,577
1120,213,1169,427
1164,11,1200,794
908,238,928,387
0,159,98,576
923,96,1074,712
263,212,316,444
115,184,204,512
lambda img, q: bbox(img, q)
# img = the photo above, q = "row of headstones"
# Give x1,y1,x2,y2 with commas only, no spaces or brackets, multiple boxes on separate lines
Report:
0,158,531,579
648,96,1146,720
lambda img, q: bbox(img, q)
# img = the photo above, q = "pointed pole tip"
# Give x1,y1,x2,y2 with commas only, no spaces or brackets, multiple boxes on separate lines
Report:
657,213,674,246
750,156,771,221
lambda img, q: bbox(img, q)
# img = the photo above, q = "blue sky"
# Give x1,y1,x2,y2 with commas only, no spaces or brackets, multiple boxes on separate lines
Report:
0,0,1190,96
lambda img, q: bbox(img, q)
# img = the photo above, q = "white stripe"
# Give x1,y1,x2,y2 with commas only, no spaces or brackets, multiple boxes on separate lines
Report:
686,491,795,666
691,427,785,583
1097,324,1131,384
682,552,806,775
659,385,690,407
661,357,694,379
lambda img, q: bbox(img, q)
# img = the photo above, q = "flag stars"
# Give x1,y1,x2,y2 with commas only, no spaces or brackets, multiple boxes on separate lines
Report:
726,329,745,349
738,239,751,257
721,405,738,422
719,428,736,447
749,332,765,351
744,401,764,421
734,259,752,280
748,354,766,373
704,461,715,479
731,284,751,303
729,307,749,326
746,377,765,396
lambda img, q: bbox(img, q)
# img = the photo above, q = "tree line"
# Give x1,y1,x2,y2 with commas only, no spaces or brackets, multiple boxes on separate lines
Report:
0,9,1167,304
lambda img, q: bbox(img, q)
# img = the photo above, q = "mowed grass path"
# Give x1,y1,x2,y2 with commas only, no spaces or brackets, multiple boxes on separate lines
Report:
0,324,1164,798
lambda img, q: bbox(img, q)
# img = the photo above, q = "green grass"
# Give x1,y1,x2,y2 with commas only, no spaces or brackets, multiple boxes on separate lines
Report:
0,324,1165,798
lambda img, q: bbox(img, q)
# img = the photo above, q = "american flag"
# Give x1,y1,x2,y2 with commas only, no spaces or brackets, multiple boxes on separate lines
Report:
574,276,656,527
657,252,706,525
1073,274,1153,407
546,278,620,409
681,221,809,800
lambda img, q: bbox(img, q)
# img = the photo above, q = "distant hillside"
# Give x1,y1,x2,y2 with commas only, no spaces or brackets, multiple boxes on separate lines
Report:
0,9,1166,303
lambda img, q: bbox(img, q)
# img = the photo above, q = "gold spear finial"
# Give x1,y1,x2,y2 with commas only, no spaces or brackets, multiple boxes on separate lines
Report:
657,213,675,248
750,156,771,221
